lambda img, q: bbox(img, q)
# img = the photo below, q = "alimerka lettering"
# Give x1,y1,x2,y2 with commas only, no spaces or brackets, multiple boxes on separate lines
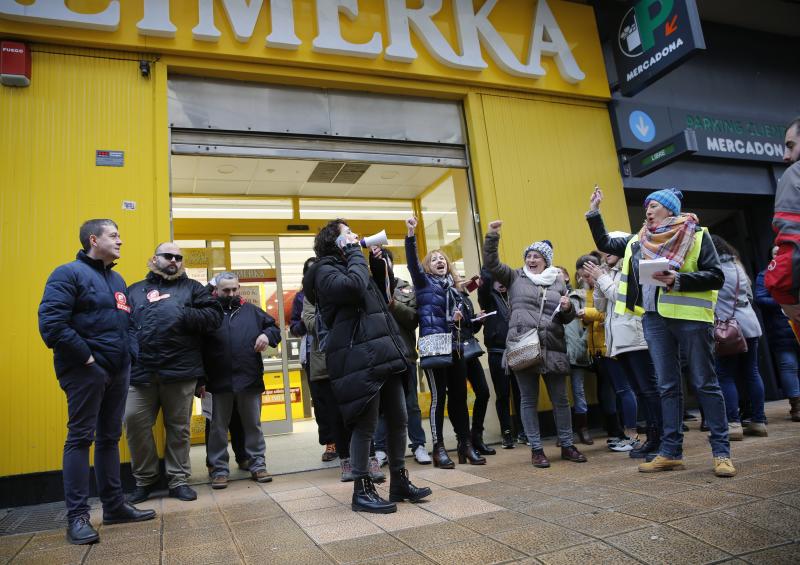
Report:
0,0,586,84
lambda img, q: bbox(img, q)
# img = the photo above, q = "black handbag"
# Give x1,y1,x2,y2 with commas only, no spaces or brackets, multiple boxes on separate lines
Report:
461,337,484,360
420,353,454,369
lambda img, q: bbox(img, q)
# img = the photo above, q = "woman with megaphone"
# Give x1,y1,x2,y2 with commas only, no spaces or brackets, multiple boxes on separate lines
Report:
405,216,486,468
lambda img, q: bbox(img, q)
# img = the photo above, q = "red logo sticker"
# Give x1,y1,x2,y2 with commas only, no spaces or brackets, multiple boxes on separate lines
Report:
146,289,171,303
115,292,131,313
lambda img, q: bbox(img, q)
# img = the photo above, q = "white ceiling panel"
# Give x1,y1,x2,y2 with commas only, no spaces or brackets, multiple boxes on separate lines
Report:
195,157,259,181
346,183,403,198
171,155,198,180
171,178,195,193
298,182,353,197
357,164,419,186
195,179,253,194
409,167,450,187
248,181,305,195
253,159,318,182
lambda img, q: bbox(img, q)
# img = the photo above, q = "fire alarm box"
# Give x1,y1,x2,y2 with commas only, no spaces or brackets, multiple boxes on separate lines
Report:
1,41,31,87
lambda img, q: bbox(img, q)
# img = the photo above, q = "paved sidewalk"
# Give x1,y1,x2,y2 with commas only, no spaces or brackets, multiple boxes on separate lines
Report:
2,400,799,564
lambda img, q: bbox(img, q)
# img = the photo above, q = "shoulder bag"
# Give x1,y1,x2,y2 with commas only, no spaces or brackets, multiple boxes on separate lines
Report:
714,270,748,356
505,286,547,371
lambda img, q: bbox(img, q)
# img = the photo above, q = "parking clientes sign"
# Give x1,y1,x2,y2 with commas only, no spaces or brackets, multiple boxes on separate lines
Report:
613,0,705,96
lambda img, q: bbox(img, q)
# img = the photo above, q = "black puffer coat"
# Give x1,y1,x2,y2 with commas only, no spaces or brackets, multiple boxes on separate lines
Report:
483,232,575,376
302,244,408,425
203,298,281,393
129,268,223,385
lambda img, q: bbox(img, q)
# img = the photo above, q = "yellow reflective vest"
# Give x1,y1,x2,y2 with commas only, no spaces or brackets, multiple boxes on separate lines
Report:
616,229,716,323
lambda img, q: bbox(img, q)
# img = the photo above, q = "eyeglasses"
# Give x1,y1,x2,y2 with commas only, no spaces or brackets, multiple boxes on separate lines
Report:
156,253,183,262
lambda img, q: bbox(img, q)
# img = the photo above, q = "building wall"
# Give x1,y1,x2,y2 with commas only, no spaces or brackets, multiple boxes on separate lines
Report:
0,46,171,477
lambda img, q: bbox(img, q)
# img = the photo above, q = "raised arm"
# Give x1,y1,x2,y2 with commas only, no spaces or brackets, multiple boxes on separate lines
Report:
585,186,633,257
404,216,429,289
316,245,371,305
482,221,515,288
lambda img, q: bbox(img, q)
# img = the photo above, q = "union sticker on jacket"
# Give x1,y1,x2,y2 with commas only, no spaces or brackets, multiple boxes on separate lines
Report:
115,292,131,313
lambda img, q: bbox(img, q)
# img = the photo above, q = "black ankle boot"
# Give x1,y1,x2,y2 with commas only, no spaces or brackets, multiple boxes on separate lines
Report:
471,432,496,455
389,468,432,503
352,476,397,514
457,438,486,465
432,441,455,469
501,430,515,449
629,427,661,459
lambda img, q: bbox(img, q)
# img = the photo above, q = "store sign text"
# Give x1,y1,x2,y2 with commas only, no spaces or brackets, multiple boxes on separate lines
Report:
0,0,586,83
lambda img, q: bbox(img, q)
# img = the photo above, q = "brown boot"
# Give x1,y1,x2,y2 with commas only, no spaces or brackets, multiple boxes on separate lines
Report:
531,448,550,468
561,445,588,463
574,412,594,445
790,397,800,422
432,442,455,469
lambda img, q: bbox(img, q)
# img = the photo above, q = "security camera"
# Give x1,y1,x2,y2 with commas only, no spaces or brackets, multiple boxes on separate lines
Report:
139,60,150,78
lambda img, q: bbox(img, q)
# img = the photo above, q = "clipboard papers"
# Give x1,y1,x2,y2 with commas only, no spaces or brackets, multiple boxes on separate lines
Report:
639,257,670,287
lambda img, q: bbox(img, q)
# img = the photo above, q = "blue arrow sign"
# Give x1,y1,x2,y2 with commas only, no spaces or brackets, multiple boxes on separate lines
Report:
629,110,656,142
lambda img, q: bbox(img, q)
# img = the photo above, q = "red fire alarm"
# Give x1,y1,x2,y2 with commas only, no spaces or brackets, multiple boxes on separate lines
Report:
1,41,31,87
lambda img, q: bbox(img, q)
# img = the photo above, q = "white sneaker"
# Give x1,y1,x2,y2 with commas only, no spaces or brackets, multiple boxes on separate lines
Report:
414,445,432,465
374,450,388,467
610,437,640,452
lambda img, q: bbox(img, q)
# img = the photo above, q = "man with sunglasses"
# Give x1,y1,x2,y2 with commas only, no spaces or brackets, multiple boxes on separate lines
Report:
125,242,223,503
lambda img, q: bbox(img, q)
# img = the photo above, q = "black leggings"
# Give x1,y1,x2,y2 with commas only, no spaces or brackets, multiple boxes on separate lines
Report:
488,351,522,433
424,356,470,443
466,357,491,435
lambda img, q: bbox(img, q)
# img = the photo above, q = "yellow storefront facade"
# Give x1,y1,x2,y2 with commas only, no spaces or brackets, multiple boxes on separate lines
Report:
0,0,630,500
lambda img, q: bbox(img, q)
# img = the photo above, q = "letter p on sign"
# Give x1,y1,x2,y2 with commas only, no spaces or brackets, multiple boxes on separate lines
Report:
0,41,31,86
634,0,674,52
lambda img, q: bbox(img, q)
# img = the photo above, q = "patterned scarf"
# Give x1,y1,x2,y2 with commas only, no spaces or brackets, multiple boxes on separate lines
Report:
638,213,699,269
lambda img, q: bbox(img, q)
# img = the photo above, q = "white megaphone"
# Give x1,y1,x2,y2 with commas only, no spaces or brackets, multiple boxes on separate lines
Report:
360,230,388,248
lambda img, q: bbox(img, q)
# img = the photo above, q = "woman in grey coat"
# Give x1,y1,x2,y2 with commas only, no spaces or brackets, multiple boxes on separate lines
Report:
711,235,767,440
483,220,587,468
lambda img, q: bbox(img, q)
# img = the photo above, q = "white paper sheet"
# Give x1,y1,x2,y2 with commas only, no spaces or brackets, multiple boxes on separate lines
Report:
201,392,213,420
638,257,671,287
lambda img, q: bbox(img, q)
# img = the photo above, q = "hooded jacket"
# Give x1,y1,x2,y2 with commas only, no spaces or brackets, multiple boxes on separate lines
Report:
593,266,648,357
128,265,223,385
202,297,280,393
483,232,576,376
38,250,137,378
302,244,408,425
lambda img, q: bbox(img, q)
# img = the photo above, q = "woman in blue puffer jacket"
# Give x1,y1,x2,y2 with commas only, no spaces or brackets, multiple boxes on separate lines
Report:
405,216,485,469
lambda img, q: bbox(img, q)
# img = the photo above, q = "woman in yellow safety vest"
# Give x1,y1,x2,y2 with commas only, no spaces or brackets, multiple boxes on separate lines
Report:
585,186,736,478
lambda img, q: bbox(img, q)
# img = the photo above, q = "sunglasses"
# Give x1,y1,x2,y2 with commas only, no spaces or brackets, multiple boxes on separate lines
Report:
156,252,183,262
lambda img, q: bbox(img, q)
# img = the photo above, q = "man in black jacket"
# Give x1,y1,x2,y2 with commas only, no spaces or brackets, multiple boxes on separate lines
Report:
125,242,223,503
38,219,155,545
203,273,281,489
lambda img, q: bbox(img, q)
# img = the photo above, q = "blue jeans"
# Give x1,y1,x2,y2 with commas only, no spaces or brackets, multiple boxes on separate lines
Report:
617,349,662,434
59,363,129,521
716,337,766,424
773,345,800,398
642,313,729,458
374,363,426,451
597,357,638,430
569,367,589,414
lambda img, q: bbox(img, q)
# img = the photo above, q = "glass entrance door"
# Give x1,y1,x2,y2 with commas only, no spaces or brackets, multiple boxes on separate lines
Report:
229,237,293,435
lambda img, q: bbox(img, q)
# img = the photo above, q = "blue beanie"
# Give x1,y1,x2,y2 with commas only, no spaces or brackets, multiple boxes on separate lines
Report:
644,188,683,216
523,240,554,267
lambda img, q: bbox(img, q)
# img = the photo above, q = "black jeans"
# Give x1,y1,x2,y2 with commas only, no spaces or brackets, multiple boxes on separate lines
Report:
205,399,246,465
488,351,522,433
350,374,407,477
58,363,129,521
466,357,491,435
424,356,471,443
617,349,663,434
309,376,337,446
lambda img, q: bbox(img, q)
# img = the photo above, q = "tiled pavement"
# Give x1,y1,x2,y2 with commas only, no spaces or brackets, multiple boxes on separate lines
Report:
2,401,800,564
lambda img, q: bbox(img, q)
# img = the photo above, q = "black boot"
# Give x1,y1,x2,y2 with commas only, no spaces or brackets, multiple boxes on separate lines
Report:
432,441,455,469
501,430,515,449
457,438,486,465
389,468,432,503
630,427,661,459
604,414,624,441
103,502,157,525
352,476,397,514
574,413,594,445
471,431,496,455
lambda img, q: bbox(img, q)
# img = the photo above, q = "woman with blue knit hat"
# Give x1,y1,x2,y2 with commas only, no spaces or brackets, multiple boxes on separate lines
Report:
483,221,587,468
585,186,735,478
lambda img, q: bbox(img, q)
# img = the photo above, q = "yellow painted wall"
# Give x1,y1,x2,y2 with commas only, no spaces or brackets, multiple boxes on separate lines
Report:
0,46,170,477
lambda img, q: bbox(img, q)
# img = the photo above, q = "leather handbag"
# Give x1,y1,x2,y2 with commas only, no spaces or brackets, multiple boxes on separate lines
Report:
505,287,547,371
419,332,453,369
460,337,484,360
714,270,748,356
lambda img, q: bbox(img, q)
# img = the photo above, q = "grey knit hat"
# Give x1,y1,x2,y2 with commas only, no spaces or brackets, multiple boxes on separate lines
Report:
523,240,554,267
